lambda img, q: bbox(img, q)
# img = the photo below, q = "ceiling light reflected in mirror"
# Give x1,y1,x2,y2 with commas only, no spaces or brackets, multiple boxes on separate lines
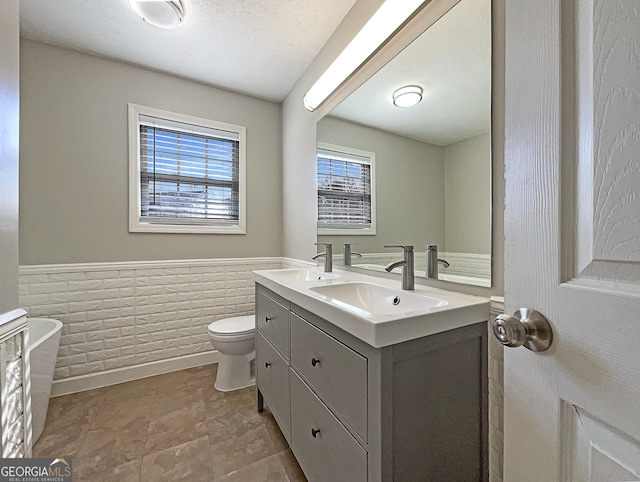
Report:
392,85,423,107
129,0,186,29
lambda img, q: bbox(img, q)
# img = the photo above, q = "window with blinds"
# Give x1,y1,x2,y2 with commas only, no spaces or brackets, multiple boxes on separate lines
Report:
128,104,246,234
317,143,376,235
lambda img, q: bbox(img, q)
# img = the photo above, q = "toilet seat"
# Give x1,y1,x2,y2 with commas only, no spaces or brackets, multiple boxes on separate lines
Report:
208,315,255,341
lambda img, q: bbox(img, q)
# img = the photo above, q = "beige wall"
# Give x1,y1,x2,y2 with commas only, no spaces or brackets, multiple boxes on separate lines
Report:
282,0,386,263
19,40,283,265
444,132,491,254
317,116,445,252
0,0,20,312
19,0,505,295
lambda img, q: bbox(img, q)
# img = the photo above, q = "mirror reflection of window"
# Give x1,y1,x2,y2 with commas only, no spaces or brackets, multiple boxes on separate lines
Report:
316,143,376,236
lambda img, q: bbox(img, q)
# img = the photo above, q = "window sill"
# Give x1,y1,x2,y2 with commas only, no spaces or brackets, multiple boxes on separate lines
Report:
317,227,376,236
129,221,246,234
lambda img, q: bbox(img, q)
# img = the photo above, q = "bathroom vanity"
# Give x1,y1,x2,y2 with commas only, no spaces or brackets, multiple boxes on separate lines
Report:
253,269,489,482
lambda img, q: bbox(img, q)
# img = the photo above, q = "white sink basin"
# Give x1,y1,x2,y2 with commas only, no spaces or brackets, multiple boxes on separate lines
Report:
310,282,447,316
265,268,339,282
253,268,489,348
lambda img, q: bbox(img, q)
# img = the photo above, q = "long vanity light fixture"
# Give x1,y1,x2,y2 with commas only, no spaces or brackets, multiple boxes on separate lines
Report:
303,0,427,112
129,0,186,29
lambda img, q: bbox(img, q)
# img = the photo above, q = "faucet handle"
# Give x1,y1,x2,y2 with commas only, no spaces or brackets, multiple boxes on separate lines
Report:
343,242,359,246
314,243,332,247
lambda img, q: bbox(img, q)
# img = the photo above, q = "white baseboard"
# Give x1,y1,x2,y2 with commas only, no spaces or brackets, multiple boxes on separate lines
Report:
51,350,219,397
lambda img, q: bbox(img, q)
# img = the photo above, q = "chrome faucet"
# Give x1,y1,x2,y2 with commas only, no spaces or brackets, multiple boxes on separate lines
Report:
343,243,362,266
384,245,414,290
312,243,333,272
426,244,450,279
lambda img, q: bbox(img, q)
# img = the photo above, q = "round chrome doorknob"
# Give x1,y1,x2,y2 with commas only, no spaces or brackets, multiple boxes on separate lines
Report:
493,308,553,352
493,313,526,347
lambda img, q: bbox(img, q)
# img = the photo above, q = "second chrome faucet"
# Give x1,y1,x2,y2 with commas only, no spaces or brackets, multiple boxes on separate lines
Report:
426,244,450,279
384,245,414,290
342,243,362,266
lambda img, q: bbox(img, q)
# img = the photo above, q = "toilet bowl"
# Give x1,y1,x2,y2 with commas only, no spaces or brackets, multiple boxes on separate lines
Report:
207,315,256,392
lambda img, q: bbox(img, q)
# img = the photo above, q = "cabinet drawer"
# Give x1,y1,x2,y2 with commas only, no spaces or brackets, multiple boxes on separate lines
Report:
291,371,367,482
256,332,290,438
290,313,368,441
256,290,290,358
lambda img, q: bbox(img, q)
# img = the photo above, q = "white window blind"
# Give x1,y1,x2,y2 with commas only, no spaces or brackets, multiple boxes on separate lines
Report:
317,146,374,230
139,114,240,226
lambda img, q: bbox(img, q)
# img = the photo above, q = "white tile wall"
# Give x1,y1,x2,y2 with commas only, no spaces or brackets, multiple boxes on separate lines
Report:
334,251,429,267
341,251,491,282
440,252,491,280
19,258,282,381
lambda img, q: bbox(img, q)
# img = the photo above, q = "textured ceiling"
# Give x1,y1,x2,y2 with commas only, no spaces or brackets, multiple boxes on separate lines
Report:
19,0,358,102
329,0,491,146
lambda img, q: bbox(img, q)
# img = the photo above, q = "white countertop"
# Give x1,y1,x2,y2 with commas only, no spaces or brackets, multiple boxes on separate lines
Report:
253,268,490,348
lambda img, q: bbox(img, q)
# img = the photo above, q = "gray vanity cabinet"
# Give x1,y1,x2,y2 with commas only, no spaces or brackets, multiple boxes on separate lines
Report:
256,288,291,441
256,332,290,438
256,289,290,358
255,284,488,482
290,312,368,441
291,371,368,482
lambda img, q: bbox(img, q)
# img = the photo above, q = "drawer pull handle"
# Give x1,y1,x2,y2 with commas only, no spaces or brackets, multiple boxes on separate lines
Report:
265,316,273,323
311,428,321,438
265,362,272,368
311,357,320,367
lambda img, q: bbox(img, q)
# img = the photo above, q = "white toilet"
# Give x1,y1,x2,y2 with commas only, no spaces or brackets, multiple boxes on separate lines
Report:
207,315,256,392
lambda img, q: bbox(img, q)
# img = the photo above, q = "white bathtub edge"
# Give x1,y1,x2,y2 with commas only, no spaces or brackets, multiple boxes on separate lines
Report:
28,317,63,354
51,350,220,397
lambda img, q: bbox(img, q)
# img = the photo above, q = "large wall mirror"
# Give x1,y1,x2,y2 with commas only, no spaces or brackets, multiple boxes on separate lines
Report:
316,0,492,287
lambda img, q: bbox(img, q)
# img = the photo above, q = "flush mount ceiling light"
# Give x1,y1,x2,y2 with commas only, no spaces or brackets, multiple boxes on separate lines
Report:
392,85,423,107
129,0,186,29
303,0,428,112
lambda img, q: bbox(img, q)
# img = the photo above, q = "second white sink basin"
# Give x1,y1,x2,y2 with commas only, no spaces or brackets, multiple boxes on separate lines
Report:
310,282,448,316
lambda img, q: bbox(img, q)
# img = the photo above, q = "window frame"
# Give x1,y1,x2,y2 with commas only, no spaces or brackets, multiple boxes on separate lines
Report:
317,142,377,236
128,103,246,234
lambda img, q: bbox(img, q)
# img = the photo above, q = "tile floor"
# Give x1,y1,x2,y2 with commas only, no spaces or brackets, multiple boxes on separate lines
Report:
33,365,307,482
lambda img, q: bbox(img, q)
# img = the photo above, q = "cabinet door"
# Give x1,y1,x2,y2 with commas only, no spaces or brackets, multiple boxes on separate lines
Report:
290,313,368,441
256,332,290,440
256,290,290,358
291,372,367,482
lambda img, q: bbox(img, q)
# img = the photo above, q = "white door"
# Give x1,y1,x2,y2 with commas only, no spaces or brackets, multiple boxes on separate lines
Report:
503,0,640,481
